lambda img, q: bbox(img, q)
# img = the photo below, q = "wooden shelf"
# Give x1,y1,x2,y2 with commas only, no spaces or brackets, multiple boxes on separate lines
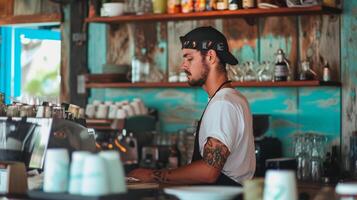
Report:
0,13,61,25
85,80,341,88
85,6,341,24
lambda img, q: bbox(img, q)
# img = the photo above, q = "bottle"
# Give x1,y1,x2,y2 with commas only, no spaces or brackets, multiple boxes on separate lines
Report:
206,0,217,10
274,49,289,82
168,0,182,13
243,0,255,8
181,0,194,13
217,0,228,10
194,0,206,12
229,0,239,10
323,62,331,82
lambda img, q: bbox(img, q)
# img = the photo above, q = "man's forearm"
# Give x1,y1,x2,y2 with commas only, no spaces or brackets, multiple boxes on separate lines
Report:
152,160,220,184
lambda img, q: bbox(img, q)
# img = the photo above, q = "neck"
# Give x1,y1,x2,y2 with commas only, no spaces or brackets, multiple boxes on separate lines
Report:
203,72,230,97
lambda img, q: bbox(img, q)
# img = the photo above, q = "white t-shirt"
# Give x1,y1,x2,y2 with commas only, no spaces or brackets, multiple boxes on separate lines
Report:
198,88,256,184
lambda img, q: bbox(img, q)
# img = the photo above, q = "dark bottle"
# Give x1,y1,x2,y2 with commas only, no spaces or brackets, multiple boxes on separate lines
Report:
274,49,289,82
329,146,340,183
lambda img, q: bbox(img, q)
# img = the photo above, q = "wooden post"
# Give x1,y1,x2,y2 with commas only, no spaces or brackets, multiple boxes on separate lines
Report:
61,0,88,106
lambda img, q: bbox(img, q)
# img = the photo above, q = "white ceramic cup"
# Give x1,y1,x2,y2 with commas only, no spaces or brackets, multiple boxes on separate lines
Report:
43,149,70,193
115,108,127,119
99,151,127,194
263,170,297,200
105,100,113,106
102,3,124,17
81,155,110,196
85,104,96,118
96,104,109,119
108,104,118,119
122,105,135,117
92,100,101,106
68,151,90,195
130,101,141,115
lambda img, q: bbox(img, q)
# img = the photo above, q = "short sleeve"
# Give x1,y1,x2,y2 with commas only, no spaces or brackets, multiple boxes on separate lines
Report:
199,100,240,154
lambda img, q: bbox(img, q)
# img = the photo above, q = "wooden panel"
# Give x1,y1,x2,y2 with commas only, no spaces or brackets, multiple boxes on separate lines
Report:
107,24,132,65
299,15,340,81
13,0,41,15
134,22,167,80
13,0,59,15
40,0,60,14
259,16,298,80
341,0,357,168
223,17,259,63
0,14,60,25
167,21,196,76
0,0,14,16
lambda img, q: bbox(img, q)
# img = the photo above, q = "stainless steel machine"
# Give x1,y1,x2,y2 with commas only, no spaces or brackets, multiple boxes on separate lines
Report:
0,117,96,170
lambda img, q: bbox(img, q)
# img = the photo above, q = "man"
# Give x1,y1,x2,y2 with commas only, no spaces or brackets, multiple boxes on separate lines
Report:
128,26,255,186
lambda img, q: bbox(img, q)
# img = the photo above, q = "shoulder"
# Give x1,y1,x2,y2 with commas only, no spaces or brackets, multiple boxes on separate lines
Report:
209,88,248,109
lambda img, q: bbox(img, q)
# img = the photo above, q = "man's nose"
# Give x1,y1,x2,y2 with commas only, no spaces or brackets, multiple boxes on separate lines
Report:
180,62,187,71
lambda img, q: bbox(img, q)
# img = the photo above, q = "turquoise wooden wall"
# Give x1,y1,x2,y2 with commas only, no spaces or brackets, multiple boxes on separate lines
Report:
88,11,343,156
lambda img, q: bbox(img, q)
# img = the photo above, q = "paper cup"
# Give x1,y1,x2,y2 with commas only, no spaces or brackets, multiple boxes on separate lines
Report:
81,155,110,196
99,151,127,194
263,170,297,200
43,149,70,193
69,151,90,195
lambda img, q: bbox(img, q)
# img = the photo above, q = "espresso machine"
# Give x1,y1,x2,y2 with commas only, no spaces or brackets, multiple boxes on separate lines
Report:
0,117,96,170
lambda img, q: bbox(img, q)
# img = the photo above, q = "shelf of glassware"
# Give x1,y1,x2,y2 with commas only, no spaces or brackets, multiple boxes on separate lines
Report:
85,80,341,88
85,6,341,24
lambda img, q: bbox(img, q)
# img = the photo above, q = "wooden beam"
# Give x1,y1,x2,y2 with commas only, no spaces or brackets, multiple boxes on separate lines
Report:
61,0,88,106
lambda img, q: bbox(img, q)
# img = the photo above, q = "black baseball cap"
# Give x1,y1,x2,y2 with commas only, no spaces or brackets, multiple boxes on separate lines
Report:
180,26,238,65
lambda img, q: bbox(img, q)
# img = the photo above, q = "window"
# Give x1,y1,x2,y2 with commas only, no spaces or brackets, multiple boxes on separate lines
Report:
0,26,61,104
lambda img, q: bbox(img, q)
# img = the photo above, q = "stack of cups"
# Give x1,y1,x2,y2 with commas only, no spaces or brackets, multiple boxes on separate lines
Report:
263,170,297,200
43,149,70,193
43,149,127,196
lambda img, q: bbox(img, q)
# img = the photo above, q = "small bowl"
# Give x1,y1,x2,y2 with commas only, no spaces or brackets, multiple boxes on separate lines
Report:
101,3,124,17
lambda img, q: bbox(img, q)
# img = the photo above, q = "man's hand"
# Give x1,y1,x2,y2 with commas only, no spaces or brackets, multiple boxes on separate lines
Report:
127,168,154,183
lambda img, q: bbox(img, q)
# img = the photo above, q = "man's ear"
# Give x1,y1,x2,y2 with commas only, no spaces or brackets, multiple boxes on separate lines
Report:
207,49,218,64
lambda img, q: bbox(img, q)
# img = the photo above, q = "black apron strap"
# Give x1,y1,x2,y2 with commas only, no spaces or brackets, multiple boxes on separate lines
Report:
191,80,241,186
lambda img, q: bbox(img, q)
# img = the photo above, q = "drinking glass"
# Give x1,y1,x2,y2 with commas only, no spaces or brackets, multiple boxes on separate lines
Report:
243,61,257,82
258,61,273,82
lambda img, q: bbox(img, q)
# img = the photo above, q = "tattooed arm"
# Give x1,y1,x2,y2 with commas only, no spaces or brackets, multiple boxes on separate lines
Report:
128,137,230,184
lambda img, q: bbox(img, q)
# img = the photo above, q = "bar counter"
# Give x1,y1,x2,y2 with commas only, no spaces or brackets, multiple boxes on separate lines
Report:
2,180,339,200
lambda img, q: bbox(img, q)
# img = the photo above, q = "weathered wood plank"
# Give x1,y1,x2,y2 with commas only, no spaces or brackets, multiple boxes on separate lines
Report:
259,16,298,80
223,17,259,64
0,0,14,16
13,0,59,15
13,0,41,15
341,0,357,169
299,15,340,81
107,24,132,65
167,21,196,77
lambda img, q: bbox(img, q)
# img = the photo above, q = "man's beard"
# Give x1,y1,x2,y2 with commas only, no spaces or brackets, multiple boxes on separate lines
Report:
187,60,209,87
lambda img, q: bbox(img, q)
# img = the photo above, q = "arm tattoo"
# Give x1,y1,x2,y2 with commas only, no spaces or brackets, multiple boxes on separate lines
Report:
203,137,230,169
152,170,171,183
